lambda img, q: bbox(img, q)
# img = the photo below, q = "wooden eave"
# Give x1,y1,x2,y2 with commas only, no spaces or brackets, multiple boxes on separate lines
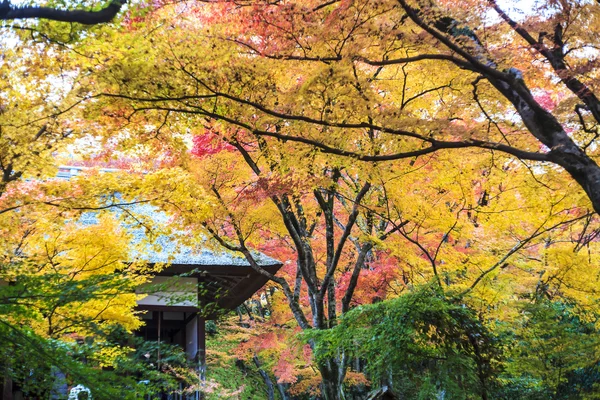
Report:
136,262,283,318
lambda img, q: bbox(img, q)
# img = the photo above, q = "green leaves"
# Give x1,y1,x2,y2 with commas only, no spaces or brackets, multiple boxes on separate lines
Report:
307,285,499,398
498,300,600,399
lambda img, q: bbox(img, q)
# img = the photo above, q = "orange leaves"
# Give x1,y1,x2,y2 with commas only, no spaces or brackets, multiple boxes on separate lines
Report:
344,371,370,387
233,2,319,56
235,173,317,203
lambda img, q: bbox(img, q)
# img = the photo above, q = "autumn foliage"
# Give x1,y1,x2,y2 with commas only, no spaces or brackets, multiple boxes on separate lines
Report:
4,0,600,398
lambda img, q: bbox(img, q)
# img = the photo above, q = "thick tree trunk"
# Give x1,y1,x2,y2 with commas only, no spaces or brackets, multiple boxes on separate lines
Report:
318,358,346,400
2,374,12,400
490,75,600,214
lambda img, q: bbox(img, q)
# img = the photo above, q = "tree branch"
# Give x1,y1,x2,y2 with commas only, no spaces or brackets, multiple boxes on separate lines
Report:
489,0,600,125
319,182,372,297
1,0,126,24
458,211,594,297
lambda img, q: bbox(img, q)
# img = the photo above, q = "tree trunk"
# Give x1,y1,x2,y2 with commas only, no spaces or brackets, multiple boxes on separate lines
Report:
489,75,600,214
2,374,12,400
318,358,346,400
253,356,275,400
277,382,290,400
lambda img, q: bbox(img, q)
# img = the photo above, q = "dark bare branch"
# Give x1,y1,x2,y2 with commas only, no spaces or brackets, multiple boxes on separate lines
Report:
1,0,126,24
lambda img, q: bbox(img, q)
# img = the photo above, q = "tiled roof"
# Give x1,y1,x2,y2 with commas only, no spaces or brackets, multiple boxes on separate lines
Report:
60,167,282,268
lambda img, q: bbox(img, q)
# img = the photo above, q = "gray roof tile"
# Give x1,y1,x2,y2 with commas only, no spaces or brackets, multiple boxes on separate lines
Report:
60,167,282,268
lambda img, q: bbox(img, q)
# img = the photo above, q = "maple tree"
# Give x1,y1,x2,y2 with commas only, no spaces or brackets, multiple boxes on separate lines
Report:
75,0,600,213
186,133,408,398
48,0,600,397
6,0,600,398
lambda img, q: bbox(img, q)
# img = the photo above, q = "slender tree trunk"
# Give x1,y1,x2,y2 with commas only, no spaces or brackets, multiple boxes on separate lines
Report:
253,356,275,400
277,382,290,400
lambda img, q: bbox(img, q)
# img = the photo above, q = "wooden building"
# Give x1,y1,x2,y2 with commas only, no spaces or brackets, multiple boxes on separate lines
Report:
1,167,283,399
133,234,282,369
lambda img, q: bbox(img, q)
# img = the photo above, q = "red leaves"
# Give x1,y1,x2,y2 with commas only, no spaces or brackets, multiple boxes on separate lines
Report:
233,323,315,387
533,90,557,112
234,174,296,203
274,348,299,384
301,344,312,364
191,131,236,158
337,252,402,307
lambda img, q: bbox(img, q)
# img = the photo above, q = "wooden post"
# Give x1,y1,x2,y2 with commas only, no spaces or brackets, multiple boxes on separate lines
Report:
196,274,206,400
157,310,162,370
2,374,13,400
197,316,206,400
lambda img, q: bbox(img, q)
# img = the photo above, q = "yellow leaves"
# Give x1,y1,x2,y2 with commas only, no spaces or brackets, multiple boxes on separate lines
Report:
366,144,600,318
541,244,600,308
0,204,138,336
41,214,129,275
0,166,214,342
81,294,144,332
90,344,132,368
0,34,91,188
298,60,371,118
269,289,296,326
